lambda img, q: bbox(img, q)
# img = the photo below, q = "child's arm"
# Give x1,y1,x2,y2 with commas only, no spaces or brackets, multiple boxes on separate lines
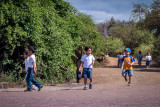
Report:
129,57,135,66
120,57,124,68
79,62,84,72
32,62,36,75
129,61,135,66
92,60,95,65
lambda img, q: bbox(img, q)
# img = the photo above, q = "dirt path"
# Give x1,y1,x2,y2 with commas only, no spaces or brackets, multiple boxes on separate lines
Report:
0,57,160,107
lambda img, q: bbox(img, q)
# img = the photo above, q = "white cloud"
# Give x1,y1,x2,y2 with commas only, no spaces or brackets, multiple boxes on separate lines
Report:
79,10,130,23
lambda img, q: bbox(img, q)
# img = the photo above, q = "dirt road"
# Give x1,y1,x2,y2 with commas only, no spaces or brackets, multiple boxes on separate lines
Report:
0,57,160,107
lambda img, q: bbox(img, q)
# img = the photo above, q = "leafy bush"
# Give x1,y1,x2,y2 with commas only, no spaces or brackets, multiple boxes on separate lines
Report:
110,25,154,51
134,44,154,57
105,37,125,56
152,36,160,64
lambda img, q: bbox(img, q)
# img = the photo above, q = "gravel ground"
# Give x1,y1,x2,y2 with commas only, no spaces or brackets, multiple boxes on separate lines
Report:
0,57,160,107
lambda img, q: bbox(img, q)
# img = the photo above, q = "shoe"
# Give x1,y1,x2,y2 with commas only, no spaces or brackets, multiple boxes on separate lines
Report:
89,84,92,89
83,86,87,90
24,89,32,92
128,82,131,85
38,85,43,91
32,85,38,90
124,75,127,82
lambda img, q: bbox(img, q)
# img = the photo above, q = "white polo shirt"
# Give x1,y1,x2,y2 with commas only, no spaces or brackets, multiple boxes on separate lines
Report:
28,55,36,68
81,54,95,68
146,55,152,61
25,57,29,72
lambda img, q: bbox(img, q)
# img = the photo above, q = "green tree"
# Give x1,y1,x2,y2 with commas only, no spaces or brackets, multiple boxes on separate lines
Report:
132,0,160,63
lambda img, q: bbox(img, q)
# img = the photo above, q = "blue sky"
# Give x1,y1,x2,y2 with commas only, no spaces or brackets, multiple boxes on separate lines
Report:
65,0,153,23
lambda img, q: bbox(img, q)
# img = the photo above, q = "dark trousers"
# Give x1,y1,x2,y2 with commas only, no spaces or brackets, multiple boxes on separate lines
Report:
26,67,42,90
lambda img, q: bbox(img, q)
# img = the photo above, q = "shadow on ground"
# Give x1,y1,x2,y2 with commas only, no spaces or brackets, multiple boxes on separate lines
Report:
136,68,160,72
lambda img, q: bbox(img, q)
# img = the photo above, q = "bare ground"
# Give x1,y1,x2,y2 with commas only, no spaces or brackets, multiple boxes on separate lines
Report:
0,57,160,107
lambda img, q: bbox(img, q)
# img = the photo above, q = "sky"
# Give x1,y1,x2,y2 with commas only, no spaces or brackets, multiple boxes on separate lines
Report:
65,0,153,23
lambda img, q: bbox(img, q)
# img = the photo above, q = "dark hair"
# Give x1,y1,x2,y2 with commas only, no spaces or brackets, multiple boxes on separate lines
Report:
139,51,142,54
85,46,92,51
24,50,28,55
28,46,35,53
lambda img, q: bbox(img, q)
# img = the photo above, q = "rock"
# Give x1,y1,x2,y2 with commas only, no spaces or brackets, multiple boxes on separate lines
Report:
0,82,8,89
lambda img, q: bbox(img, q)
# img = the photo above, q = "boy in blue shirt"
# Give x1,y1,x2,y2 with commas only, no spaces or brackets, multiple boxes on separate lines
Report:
79,47,95,90
121,48,135,85
137,51,143,67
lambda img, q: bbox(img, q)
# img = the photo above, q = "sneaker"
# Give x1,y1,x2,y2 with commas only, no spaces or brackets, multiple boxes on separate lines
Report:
89,84,92,89
32,85,38,90
83,86,87,90
38,85,43,91
124,75,127,82
24,89,32,92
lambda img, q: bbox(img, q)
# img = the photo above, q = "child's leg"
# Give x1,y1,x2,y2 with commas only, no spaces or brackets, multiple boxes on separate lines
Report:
84,78,87,86
82,68,87,86
128,76,131,83
122,70,127,81
128,70,133,84
31,77,42,88
89,78,92,84
149,62,151,68
26,69,32,90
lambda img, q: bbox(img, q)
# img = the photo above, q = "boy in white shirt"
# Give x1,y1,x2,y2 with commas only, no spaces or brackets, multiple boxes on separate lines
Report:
24,50,29,74
23,50,37,90
24,46,43,92
146,52,152,69
79,47,95,90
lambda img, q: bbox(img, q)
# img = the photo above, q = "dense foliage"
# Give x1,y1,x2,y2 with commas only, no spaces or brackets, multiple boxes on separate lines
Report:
132,0,160,63
0,0,105,83
97,18,154,56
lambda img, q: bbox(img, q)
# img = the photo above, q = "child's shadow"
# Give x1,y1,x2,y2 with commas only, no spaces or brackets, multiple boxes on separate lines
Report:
1,90,24,92
58,88,83,91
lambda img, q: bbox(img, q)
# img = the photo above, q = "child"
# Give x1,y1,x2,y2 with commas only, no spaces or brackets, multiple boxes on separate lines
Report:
24,46,43,92
79,47,95,90
146,52,152,69
24,50,29,74
23,50,37,90
137,51,143,67
121,50,126,69
117,52,123,67
121,48,135,85
105,53,109,57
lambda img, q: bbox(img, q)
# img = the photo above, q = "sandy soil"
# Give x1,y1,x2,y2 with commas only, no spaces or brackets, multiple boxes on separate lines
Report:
0,57,160,107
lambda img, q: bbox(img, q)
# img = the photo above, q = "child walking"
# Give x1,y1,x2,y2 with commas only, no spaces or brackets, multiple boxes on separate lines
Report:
121,48,135,85
137,51,143,67
24,50,29,75
117,52,123,67
24,46,43,92
146,52,152,69
23,50,37,90
121,50,126,69
79,47,95,90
